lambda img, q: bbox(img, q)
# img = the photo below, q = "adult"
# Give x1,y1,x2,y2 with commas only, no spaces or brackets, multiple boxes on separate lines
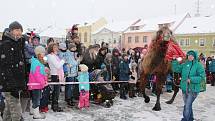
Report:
81,45,98,72
112,48,121,91
47,43,65,112
172,50,206,121
0,21,26,121
95,47,107,69
208,57,215,86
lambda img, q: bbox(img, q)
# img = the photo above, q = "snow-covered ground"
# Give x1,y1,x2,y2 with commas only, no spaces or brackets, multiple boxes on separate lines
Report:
24,85,215,121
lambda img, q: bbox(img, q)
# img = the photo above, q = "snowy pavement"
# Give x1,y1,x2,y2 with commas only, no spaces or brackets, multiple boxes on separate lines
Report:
24,85,215,121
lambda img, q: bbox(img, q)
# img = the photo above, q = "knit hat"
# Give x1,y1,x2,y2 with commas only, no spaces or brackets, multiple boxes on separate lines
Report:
68,43,76,50
34,46,46,56
122,53,128,59
9,21,23,32
99,47,107,52
100,63,106,69
131,62,137,68
32,34,40,41
79,64,88,72
59,43,67,50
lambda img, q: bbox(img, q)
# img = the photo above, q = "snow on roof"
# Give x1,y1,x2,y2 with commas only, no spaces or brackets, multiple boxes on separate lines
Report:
125,13,190,33
175,16,215,34
93,19,139,34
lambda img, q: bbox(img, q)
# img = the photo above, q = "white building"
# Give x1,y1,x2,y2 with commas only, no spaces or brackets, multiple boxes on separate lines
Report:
92,19,140,49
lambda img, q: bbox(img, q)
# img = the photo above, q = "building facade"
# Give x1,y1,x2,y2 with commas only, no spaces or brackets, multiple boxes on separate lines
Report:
92,20,140,50
122,13,190,50
175,33,215,56
0,32,2,40
78,17,107,47
175,16,215,57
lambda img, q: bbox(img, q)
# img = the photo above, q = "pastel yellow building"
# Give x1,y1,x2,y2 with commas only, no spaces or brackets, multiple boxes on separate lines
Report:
175,16,215,57
0,32,3,40
78,17,107,47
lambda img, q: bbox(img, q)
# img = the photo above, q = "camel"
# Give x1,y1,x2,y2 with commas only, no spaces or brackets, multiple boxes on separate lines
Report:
139,26,185,111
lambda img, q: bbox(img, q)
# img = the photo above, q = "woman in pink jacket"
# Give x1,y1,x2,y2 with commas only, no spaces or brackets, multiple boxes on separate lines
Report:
28,46,47,119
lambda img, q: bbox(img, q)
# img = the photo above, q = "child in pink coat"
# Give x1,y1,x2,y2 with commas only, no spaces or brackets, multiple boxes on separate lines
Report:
28,46,47,119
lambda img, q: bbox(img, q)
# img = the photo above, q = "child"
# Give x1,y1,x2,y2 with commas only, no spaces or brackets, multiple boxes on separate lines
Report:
166,73,173,93
119,54,131,100
59,43,78,106
77,64,90,109
151,74,157,96
128,62,137,98
28,46,47,119
39,67,51,113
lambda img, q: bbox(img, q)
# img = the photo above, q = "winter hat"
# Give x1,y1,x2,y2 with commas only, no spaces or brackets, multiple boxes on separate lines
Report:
92,44,100,49
131,62,137,68
9,21,23,32
34,46,46,56
79,64,88,72
100,63,106,69
105,53,112,59
68,43,76,50
59,43,67,50
32,34,40,41
122,53,128,59
99,47,107,52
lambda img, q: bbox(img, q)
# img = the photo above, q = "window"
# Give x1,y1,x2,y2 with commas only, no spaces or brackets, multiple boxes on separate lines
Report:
185,38,190,46
213,39,215,47
114,38,116,44
130,26,140,30
143,36,148,43
135,36,139,43
179,39,185,46
128,37,132,43
84,32,87,42
79,33,82,41
199,39,205,47
94,39,97,44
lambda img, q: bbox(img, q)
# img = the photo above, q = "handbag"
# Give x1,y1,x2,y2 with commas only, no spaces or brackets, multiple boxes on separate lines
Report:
200,78,206,92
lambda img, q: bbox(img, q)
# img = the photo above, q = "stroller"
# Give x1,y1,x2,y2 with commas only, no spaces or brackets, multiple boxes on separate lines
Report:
89,69,116,108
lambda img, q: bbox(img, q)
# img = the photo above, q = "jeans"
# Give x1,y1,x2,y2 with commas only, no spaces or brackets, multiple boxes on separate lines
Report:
65,77,75,101
31,90,42,109
3,92,22,121
40,86,51,108
181,91,198,121
120,83,128,98
51,75,61,106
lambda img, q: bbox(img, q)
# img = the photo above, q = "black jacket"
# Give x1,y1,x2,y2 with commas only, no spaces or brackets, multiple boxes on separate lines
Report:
95,52,106,69
0,30,27,92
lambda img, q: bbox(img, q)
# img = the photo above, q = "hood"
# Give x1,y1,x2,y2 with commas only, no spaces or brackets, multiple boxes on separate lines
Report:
186,50,198,61
2,29,20,41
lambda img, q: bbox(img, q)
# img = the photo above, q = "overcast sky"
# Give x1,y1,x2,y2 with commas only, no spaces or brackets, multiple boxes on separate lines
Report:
1,0,215,33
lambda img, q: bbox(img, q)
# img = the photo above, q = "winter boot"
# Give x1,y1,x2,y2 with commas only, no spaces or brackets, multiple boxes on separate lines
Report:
51,104,63,112
33,107,46,119
129,91,133,98
68,100,75,107
29,102,34,115
40,106,49,113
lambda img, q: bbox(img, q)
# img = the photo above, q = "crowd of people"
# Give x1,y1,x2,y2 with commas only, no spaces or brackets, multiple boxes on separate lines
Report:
0,21,215,121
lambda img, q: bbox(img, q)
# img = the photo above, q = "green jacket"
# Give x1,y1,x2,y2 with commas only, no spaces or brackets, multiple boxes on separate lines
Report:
171,50,206,93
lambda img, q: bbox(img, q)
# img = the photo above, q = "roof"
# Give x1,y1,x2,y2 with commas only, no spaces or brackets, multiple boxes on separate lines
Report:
124,13,190,33
175,16,215,34
93,19,140,34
